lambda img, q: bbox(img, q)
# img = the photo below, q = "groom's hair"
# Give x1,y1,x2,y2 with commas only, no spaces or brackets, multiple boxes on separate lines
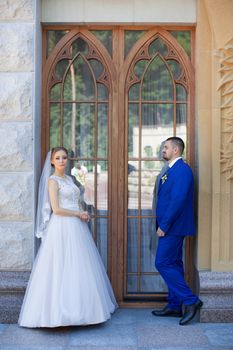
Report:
166,137,185,155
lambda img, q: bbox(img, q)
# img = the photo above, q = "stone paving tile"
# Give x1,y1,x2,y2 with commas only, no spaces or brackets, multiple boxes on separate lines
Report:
134,309,185,326
137,324,210,348
138,348,232,350
68,321,137,347
0,347,64,350
66,347,135,350
0,324,70,346
109,308,141,324
201,323,233,347
111,308,185,327
0,324,9,335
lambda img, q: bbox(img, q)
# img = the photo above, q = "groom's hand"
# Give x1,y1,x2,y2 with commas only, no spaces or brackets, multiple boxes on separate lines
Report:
157,227,165,237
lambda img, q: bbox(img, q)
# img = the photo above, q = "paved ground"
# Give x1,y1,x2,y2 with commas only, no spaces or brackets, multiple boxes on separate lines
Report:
0,308,233,350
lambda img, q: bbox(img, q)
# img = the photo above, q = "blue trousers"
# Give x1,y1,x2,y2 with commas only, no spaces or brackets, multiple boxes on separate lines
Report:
155,234,198,310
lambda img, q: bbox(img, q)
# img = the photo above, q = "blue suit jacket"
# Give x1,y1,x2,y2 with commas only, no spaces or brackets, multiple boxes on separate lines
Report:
156,158,195,236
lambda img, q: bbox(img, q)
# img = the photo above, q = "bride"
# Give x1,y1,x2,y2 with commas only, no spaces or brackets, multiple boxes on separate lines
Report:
18,147,117,328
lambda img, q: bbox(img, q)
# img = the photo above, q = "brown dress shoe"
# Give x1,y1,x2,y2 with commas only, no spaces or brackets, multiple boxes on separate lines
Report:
152,305,182,317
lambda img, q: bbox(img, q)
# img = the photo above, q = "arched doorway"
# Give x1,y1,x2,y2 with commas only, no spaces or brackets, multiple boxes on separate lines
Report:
42,26,195,305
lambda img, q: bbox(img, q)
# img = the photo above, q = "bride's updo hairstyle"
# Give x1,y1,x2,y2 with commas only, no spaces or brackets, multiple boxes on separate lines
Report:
51,147,68,167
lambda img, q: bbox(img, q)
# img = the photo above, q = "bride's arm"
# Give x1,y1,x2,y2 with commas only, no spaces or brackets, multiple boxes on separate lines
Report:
48,178,89,221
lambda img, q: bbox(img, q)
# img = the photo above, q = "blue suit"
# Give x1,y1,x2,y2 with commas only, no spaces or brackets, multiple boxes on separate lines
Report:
155,158,198,309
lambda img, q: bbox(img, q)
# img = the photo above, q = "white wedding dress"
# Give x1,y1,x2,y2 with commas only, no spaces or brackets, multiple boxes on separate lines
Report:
18,175,117,328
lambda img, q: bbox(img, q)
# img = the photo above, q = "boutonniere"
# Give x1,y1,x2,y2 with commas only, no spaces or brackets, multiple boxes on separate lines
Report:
161,174,168,184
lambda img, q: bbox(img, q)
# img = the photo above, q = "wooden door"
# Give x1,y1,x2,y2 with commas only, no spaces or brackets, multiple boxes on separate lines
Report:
42,26,195,305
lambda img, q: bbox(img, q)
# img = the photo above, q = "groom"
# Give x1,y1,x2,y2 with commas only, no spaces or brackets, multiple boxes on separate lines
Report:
152,137,202,325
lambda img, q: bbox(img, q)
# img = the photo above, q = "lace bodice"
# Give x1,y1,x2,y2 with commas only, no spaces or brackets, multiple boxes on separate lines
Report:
50,175,81,211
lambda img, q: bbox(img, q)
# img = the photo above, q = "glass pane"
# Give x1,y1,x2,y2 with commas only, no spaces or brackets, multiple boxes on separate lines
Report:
142,56,173,101
148,37,168,57
177,104,186,125
128,104,139,158
97,161,108,213
176,84,187,101
70,160,88,204
82,160,95,211
124,30,147,58
140,275,167,293
49,103,60,148
127,275,138,293
90,30,112,57
89,59,104,80
129,83,140,101
141,104,173,158
176,104,187,150
167,59,182,80
86,214,95,238
142,103,174,127
127,218,138,273
71,37,89,56
50,83,61,101
47,30,69,57
128,161,139,216
141,162,156,212
98,84,108,101
63,56,95,101
134,59,148,79
170,31,191,57
98,104,108,158
140,218,156,273
55,59,69,80
97,218,108,270
62,103,95,157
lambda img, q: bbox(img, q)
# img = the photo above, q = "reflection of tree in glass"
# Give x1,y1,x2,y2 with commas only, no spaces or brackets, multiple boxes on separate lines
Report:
90,30,113,56
142,104,173,127
64,56,95,101
50,103,60,149
61,103,95,157
170,31,191,57
148,38,168,57
142,56,173,101
128,104,138,157
124,30,147,58
55,59,70,80
98,104,108,158
72,37,88,56
47,30,69,57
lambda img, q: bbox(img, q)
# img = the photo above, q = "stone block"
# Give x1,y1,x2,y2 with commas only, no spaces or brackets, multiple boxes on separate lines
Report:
0,222,33,269
0,23,34,71
199,271,233,322
0,271,30,323
0,0,33,20
0,122,33,171
0,173,33,220
0,73,32,120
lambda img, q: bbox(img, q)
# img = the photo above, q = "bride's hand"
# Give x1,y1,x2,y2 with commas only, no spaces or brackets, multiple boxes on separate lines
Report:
79,211,90,222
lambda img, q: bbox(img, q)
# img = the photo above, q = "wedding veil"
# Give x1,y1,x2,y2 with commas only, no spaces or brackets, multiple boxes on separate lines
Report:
35,151,52,239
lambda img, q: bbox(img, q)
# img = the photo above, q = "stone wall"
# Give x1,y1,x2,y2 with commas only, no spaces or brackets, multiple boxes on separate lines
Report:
0,0,35,272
